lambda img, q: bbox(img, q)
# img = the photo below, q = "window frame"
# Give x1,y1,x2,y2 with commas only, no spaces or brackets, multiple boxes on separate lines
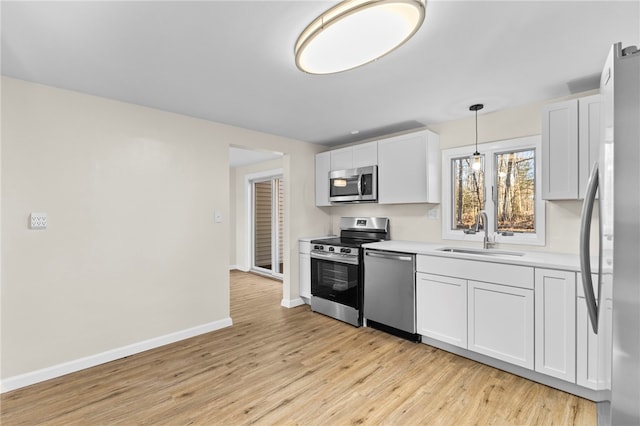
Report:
441,135,546,246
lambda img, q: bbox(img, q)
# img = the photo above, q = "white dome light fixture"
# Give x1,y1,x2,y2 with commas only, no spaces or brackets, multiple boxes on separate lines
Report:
295,0,426,75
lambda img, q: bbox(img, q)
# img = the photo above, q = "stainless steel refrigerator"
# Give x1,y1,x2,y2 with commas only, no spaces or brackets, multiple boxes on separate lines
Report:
580,42,640,425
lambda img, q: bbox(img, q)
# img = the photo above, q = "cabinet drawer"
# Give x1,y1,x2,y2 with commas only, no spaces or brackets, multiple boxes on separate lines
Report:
417,255,534,289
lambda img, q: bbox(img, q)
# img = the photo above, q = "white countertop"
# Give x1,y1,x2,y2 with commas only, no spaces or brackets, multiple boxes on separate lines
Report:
363,240,585,272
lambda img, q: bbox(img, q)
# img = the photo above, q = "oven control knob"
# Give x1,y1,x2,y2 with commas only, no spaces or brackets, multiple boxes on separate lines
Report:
341,248,351,254
328,247,335,252
314,245,324,250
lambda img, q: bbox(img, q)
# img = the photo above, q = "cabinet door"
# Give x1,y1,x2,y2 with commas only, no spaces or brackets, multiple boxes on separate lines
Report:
416,273,467,348
578,95,601,199
576,272,611,390
541,99,578,200
468,280,534,369
378,130,440,204
534,269,576,382
330,147,353,171
352,141,378,168
315,152,331,206
299,252,311,300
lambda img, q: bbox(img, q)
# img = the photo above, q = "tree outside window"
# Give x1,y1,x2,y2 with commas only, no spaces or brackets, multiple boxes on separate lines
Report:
443,135,544,246
495,149,535,233
452,156,485,231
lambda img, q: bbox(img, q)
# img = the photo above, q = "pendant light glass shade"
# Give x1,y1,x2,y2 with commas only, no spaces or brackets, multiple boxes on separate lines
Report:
469,103,484,171
295,0,426,75
471,153,482,171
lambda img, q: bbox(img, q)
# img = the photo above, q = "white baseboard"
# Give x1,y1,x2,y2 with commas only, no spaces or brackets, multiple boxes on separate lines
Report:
229,264,239,270
281,298,305,308
1,317,233,393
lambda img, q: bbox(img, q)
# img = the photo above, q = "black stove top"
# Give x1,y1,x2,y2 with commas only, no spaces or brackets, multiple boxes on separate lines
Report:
311,217,390,249
310,237,381,248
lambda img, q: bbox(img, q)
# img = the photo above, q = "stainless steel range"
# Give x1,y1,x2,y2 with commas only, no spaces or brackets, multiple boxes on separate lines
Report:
310,217,390,327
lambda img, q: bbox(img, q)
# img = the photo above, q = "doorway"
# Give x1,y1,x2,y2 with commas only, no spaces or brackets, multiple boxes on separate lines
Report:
251,174,284,279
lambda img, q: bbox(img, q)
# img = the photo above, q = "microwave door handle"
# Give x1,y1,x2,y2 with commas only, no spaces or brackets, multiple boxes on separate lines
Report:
579,162,599,334
357,173,363,196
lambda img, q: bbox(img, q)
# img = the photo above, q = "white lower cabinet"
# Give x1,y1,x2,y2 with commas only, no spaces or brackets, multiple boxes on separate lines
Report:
576,272,612,390
416,273,467,348
467,280,534,369
414,254,611,398
534,269,576,382
298,240,311,301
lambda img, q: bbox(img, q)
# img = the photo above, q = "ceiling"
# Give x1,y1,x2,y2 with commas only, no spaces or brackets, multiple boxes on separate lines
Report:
2,1,639,147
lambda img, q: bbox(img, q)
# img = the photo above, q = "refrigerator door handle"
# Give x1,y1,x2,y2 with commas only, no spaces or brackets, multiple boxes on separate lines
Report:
580,162,600,334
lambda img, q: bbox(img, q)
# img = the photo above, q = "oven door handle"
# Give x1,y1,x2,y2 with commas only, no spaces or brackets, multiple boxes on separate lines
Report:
311,251,359,265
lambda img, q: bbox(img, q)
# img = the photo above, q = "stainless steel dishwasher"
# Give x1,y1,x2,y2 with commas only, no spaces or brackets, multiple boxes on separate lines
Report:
363,249,418,342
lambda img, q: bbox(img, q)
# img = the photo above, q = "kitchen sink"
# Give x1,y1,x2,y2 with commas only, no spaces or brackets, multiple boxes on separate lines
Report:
436,247,526,257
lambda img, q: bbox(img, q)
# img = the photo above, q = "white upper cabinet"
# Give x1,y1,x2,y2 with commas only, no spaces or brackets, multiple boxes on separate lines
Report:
578,95,602,199
541,99,579,199
316,129,440,206
377,129,440,204
352,142,378,168
329,146,353,170
329,141,377,171
541,94,601,200
315,151,331,206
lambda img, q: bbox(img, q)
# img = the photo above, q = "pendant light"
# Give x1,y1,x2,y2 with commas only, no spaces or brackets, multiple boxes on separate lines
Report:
469,103,484,171
294,0,426,75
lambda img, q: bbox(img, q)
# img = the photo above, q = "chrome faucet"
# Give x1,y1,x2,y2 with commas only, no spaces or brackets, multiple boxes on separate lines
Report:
476,210,496,249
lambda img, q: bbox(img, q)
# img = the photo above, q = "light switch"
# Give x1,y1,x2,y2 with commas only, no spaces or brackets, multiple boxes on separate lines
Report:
30,212,48,229
214,211,222,223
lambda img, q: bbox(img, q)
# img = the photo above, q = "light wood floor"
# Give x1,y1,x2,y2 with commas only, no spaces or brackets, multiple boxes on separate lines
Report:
2,271,596,425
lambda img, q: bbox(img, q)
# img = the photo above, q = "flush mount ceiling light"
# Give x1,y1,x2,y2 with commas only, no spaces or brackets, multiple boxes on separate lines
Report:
469,103,484,171
295,0,426,74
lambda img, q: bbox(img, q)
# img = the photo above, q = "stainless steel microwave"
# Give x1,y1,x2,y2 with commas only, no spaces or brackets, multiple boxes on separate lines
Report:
329,166,377,203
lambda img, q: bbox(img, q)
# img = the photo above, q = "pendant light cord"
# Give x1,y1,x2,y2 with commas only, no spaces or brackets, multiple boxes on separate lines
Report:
470,103,483,156
475,108,478,154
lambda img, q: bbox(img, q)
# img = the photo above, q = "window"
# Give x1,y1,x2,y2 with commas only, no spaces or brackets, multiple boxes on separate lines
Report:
495,149,535,234
451,156,485,231
442,136,545,246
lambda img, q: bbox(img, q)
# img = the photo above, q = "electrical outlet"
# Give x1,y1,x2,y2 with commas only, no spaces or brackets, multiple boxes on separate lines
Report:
214,211,222,223
30,212,47,229
426,205,439,220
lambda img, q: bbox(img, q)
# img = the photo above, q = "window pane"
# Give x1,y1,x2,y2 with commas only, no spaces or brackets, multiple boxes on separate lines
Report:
451,156,485,231
495,149,535,233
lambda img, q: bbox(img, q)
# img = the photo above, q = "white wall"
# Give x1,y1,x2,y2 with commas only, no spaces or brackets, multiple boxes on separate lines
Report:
229,169,237,269
330,90,599,254
1,77,329,385
232,158,282,272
